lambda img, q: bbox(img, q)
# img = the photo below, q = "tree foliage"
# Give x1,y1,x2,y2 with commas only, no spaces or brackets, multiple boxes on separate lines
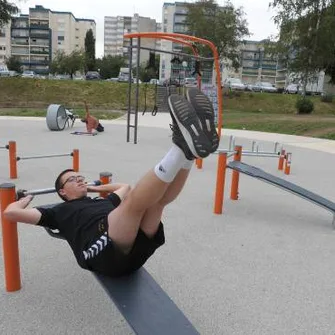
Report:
50,50,84,78
184,0,249,70
5,55,21,72
137,54,160,82
0,0,18,26
95,55,126,79
84,29,96,72
269,0,335,85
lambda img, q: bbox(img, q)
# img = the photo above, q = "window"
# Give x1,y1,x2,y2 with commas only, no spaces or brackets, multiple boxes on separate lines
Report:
58,36,64,41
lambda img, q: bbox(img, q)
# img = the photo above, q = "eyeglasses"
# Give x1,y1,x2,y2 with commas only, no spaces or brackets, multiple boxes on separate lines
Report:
61,175,85,188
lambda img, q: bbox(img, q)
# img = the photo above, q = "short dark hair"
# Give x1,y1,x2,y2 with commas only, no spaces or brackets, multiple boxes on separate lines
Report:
55,169,74,201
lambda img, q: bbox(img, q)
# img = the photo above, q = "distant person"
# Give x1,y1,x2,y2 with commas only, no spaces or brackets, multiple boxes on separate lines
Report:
81,102,104,134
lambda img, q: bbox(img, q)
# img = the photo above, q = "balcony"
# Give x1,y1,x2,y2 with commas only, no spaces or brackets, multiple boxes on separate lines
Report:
30,31,50,39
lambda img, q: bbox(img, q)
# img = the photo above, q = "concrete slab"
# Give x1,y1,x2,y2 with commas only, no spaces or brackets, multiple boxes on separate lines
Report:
0,115,335,334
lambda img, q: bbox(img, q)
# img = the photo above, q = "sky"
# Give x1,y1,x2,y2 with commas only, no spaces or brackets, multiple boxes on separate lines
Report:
17,0,279,57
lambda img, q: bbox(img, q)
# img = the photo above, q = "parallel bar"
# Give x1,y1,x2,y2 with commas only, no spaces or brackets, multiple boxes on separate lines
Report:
20,181,101,197
17,153,71,160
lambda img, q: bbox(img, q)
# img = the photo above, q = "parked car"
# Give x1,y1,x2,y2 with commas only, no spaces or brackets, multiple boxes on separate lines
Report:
184,77,198,87
149,78,160,85
85,71,100,80
9,71,20,77
253,82,278,93
284,83,299,94
21,70,36,78
162,78,181,87
223,78,246,91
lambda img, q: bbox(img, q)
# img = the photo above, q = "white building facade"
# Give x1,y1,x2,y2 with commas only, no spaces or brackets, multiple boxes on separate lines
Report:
104,14,157,65
9,5,95,74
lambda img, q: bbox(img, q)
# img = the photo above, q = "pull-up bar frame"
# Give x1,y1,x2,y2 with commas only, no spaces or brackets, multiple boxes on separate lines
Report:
123,32,223,144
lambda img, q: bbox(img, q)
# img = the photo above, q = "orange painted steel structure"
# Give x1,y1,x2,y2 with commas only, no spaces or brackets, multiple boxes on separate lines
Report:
0,183,21,292
99,171,113,199
6,141,79,179
230,146,242,200
124,32,223,138
214,152,228,214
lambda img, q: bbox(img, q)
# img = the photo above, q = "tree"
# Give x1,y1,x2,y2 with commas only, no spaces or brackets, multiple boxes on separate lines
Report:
269,0,335,88
0,0,18,26
138,54,160,82
84,29,96,72
184,0,250,70
50,50,84,78
5,55,21,72
95,55,126,79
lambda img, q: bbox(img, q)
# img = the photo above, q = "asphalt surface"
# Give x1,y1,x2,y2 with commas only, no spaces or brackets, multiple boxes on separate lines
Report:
0,113,335,335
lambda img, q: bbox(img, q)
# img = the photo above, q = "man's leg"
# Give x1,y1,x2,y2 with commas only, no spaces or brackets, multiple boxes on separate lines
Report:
106,95,210,253
138,161,193,238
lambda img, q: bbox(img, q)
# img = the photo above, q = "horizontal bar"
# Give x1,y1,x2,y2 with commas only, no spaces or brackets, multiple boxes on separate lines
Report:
19,181,101,197
17,153,72,161
216,149,279,156
0,146,8,149
126,45,214,61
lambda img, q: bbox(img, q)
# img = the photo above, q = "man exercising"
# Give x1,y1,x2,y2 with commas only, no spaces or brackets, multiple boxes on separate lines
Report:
4,88,219,277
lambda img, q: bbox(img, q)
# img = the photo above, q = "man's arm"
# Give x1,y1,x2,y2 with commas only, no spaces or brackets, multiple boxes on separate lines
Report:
3,195,41,225
87,183,131,201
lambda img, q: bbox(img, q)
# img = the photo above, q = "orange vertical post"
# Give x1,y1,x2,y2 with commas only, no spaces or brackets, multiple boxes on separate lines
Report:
8,141,17,179
214,153,227,214
99,172,113,198
196,158,203,169
0,183,21,292
230,145,242,200
72,149,79,172
284,152,292,175
278,149,285,171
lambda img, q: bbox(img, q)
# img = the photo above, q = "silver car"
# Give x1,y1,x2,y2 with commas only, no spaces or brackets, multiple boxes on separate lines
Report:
223,78,246,91
253,82,278,93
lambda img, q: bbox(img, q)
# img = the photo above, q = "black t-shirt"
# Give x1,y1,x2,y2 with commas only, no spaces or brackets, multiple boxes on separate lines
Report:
36,196,118,268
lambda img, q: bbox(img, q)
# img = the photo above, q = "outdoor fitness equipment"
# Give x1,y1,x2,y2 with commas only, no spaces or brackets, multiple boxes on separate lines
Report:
4,140,79,179
46,104,78,131
0,171,199,334
123,32,223,144
213,145,335,227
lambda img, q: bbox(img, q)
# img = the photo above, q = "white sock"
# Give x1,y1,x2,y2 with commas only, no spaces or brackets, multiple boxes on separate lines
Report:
182,159,194,170
154,144,187,182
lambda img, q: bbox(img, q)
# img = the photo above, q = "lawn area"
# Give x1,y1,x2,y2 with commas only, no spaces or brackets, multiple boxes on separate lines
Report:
0,77,335,139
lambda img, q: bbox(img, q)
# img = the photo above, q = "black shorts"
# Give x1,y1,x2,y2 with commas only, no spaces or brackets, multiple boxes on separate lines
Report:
85,222,165,277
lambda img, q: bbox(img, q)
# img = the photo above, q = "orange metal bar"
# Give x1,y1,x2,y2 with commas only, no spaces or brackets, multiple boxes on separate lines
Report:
196,158,203,169
0,183,21,292
124,32,223,138
284,152,292,175
214,153,227,214
278,149,285,171
8,141,17,179
99,172,113,198
72,149,79,172
230,146,242,200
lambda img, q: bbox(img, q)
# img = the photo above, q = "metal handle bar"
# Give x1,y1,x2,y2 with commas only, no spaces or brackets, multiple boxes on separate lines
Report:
17,180,101,199
17,153,73,161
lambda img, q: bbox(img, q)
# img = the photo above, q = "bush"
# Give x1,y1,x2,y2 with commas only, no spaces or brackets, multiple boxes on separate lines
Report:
321,93,333,103
295,97,314,114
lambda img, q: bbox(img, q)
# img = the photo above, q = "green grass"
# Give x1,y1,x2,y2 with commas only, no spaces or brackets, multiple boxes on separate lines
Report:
1,77,335,139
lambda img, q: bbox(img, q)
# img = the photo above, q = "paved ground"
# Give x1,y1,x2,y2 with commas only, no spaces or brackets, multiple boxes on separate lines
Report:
0,114,335,335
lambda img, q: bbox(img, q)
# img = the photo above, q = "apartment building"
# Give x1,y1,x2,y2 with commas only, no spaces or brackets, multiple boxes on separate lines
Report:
0,24,11,66
10,5,95,74
237,40,287,87
160,2,189,81
104,14,157,65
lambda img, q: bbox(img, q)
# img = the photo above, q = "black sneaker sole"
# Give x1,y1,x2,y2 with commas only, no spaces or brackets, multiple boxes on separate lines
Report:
186,88,220,153
168,94,211,158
